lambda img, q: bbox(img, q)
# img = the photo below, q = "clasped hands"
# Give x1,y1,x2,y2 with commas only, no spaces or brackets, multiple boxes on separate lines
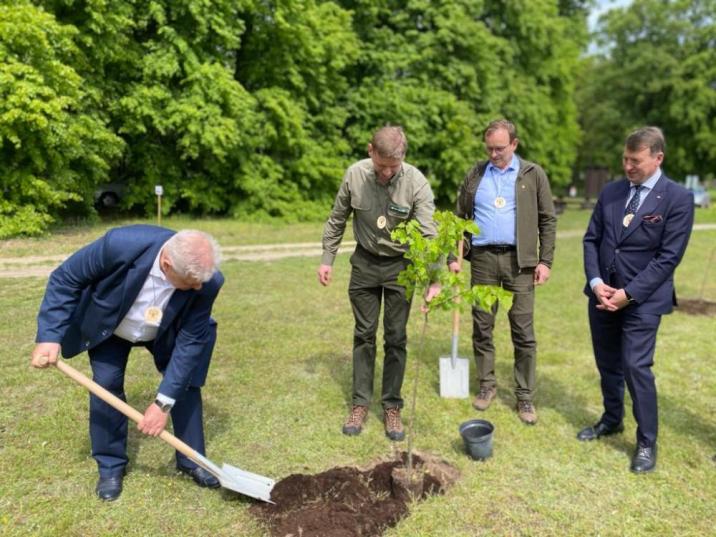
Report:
593,283,630,311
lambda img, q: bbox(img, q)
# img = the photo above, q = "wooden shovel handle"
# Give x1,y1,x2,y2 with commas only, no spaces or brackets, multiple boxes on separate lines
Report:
452,239,464,337
52,359,201,466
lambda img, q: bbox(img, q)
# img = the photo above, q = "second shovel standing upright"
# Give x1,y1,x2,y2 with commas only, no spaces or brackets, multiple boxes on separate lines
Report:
439,241,470,398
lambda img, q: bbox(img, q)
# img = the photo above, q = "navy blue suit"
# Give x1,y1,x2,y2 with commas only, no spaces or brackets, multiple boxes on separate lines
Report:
583,175,693,446
36,225,224,476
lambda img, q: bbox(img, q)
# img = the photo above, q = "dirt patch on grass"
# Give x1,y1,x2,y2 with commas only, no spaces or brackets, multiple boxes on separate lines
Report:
678,299,716,316
250,452,458,537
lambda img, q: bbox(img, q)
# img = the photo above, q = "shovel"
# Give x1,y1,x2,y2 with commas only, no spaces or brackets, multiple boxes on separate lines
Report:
46,358,275,503
439,241,470,398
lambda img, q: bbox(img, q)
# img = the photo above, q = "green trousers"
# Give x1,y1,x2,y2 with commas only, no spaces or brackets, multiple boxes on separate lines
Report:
470,247,537,401
348,245,411,409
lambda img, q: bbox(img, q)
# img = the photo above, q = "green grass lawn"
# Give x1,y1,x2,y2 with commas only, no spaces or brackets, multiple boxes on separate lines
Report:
1,206,715,536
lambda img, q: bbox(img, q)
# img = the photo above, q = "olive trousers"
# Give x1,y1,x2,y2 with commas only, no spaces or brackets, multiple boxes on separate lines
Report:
348,245,411,409
470,247,537,401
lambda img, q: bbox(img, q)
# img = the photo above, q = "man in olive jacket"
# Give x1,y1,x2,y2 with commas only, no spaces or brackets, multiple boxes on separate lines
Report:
450,119,556,424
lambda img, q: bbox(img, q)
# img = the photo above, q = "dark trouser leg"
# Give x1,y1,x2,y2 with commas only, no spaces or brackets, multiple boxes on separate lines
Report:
472,303,498,389
588,302,626,428
152,322,216,468
470,250,501,390
172,387,205,469
499,251,537,401
89,335,132,478
621,311,661,446
505,273,537,401
349,261,382,407
381,284,411,409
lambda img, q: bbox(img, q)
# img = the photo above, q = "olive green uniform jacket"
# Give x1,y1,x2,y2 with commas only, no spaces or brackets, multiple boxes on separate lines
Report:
321,159,437,265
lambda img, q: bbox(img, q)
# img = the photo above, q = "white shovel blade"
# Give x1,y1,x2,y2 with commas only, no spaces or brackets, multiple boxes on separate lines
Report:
219,463,276,503
439,356,470,398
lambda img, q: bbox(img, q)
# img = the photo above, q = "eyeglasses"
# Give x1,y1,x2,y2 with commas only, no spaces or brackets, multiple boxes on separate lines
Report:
485,144,509,155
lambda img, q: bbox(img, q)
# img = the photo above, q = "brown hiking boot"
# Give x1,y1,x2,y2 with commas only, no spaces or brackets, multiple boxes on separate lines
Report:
342,405,368,436
516,400,537,425
383,407,405,441
472,386,497,411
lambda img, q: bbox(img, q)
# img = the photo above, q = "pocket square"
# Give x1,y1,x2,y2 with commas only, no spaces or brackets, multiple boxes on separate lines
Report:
642,214,663,224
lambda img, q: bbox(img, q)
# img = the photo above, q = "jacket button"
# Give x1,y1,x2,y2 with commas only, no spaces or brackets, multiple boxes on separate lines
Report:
101,329,109,336
84,341,90,348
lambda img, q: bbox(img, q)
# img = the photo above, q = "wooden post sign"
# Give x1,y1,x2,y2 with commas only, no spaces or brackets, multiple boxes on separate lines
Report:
155,185,163,226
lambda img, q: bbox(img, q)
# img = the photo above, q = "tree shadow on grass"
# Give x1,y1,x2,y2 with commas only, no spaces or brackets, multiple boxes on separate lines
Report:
534,368,716,456
658,391,716,449
304,350,353,399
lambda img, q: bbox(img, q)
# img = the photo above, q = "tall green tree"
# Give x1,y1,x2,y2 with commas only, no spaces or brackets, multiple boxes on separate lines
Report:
1,0,587,236
577,0,716,179
337,0,586,199
0,2,123,238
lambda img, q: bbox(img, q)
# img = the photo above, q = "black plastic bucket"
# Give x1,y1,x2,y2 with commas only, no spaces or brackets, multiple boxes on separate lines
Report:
459,419,494,460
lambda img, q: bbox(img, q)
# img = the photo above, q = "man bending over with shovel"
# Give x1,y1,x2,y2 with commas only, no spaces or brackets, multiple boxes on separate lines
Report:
318,125,440,441
31,226,223,501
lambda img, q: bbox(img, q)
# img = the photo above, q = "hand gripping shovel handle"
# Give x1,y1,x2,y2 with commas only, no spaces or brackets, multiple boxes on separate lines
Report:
47,358,214,476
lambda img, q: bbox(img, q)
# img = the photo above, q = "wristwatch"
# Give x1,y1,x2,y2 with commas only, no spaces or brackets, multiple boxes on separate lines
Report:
154,399,173,413
625,290,635,304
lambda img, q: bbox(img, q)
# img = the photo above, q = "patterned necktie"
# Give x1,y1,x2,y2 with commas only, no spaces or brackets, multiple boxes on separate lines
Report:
625,184,642,216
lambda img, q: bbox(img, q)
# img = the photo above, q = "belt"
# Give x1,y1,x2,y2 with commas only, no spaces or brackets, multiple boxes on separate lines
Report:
355,243,405,260
474,244,516,253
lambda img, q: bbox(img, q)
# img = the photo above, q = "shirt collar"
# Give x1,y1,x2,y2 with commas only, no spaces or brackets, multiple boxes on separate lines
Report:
487,154,519,175
373,166,404,187
151,241,171,281
633,168,661,190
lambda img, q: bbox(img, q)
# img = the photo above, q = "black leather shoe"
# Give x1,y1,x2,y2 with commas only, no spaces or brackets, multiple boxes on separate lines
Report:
576,421,624,441
630,444,657,473
95,475,123,501
177,465,220,488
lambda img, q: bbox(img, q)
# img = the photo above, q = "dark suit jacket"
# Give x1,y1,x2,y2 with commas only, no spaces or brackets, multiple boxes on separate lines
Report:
583,174,694,315
35,225,224,400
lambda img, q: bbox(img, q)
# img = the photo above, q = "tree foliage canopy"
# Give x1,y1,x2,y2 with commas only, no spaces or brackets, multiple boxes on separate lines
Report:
0,0,587,237
576,0,716,180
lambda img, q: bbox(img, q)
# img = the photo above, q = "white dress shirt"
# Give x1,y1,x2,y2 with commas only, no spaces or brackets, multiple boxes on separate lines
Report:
114,246,178,407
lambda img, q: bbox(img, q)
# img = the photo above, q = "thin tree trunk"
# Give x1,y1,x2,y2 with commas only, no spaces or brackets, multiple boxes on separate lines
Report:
406,311,428,479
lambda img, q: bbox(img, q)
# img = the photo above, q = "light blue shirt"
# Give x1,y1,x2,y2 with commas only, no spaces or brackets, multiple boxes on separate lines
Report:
472,154,520,246
589,168,662,290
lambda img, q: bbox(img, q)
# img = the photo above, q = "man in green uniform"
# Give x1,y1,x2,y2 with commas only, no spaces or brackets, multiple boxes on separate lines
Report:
318,125,439,441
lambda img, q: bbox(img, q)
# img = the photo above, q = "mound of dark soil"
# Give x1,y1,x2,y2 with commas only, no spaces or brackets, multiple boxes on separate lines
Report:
678,299,716,316
250,452,458,537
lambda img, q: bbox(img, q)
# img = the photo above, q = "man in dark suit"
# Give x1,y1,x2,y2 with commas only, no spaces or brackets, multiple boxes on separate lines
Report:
31,225,224,500
578,127,694,473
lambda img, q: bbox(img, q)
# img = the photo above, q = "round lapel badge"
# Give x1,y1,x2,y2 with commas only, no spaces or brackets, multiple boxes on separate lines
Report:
145,306,163,326
377,215,387,229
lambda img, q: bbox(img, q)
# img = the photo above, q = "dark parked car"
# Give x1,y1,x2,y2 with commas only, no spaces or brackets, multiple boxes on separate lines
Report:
94,183,126,209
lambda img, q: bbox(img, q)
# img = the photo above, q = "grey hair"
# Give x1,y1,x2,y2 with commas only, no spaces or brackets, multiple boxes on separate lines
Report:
163,230,221,282
371,125,408,159
625,126,665,155
484,119,517,142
